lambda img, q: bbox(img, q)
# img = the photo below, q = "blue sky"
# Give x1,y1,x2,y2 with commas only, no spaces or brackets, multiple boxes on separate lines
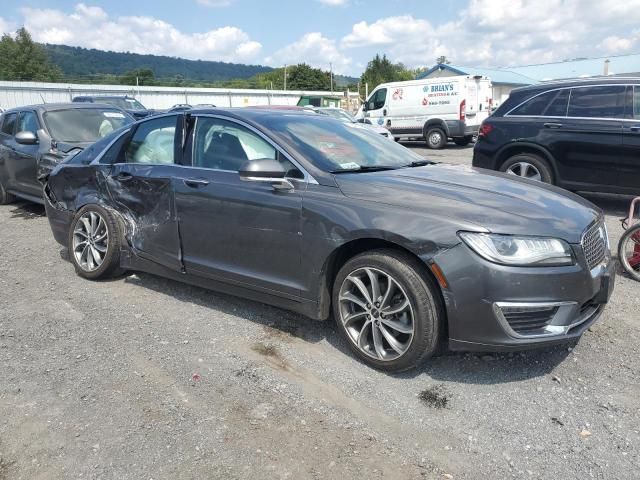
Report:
1,0,640,76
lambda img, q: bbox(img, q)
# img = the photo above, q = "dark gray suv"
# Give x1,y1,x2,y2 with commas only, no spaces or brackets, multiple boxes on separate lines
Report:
42,109,614,371
473,77,640,194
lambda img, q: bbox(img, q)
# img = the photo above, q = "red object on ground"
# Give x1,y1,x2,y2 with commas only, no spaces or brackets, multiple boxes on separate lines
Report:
629,230,640,269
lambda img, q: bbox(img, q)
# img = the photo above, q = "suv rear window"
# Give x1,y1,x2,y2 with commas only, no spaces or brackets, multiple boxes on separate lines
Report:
567,85,626,119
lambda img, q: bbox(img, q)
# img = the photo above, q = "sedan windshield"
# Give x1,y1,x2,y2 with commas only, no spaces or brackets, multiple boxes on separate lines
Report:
43,108,134,143
318,109,356,123
267,115,423,172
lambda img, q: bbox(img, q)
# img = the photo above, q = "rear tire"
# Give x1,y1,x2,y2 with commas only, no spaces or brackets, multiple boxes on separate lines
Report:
332,249,443,372
425,127,447,149
0,180,16,205
500,153,554,184
68,204,123,280
453,136,473,147
618,224,640,282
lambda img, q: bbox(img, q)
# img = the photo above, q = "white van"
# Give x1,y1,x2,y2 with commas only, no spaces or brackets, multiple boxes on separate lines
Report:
358,75,492,148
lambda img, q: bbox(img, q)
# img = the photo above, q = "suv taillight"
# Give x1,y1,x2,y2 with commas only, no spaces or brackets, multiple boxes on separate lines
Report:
459,99,466,121
478,122,493,138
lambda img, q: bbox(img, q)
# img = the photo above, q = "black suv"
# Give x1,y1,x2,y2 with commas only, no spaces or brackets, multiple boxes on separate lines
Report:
473,77,640,194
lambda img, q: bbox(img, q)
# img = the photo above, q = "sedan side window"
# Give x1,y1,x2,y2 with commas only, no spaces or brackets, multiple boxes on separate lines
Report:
193,117,302,178
17,111,39,135
634,86,640,119
124,115,177,164
567,85,626,119
1,112,17,136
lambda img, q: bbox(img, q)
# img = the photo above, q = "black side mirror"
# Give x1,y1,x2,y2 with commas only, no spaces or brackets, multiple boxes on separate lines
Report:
239,159,293,191
15,131,38,145
367,102,375,111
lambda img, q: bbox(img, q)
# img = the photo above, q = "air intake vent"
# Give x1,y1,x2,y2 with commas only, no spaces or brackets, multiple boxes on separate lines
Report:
500,305,559,334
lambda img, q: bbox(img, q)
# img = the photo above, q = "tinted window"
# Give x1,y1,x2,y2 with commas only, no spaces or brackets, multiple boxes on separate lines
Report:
568,85,626,119
634,86,640,119
509,90,558,116
17,111,39,135
1,113,17,135
193,117,301,177
44,108,133,142
101,98,146,111
544,90,570,117
125,116,176,164
98,131,132,164
368,88,387,110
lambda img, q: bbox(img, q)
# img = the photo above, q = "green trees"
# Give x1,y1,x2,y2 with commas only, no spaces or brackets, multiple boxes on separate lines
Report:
120,68,155,86
0,28,61,81
360,54,414,93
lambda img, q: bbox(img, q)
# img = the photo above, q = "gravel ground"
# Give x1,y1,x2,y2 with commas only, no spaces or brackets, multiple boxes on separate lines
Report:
1,142,639,479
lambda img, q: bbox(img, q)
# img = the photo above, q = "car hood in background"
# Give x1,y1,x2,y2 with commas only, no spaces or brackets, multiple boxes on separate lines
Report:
334,164,600,243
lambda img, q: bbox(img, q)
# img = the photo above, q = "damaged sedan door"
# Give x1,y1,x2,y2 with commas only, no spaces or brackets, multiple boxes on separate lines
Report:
105,115,183,271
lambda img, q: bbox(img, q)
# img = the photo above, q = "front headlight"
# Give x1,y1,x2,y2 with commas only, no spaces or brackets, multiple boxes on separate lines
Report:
459,232,574,266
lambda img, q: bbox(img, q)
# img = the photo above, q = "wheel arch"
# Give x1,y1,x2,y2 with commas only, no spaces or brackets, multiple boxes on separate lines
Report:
317,237,448,339
495,142,560,181
422,118,449,138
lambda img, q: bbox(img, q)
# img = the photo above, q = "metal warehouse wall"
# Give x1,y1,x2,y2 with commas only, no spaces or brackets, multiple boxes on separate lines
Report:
0,81,359,110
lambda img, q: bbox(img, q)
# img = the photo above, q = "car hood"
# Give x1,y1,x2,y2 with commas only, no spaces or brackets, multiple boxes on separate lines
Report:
334,164,600,243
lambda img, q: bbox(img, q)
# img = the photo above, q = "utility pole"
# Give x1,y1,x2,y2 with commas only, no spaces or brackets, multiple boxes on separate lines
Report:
284,65,287,91
330,62,333,93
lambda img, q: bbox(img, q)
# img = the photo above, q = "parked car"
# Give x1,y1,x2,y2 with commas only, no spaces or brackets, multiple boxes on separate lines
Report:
473,77,640,194
43,109,614,371
0,103,134,205
72,95,157,120
313,107,394,140
357,75,492,148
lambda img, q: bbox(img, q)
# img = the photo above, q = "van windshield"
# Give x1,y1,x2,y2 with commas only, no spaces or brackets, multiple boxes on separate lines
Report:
267,114,423,172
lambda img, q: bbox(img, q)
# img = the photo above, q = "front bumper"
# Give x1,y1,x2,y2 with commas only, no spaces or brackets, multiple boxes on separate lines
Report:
434,242,615,352
43,184,74,246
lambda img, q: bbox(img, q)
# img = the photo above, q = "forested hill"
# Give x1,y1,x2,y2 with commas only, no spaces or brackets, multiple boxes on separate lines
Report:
43,44,273,82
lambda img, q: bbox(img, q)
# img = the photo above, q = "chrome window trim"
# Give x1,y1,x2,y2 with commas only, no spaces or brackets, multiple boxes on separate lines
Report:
190,113,318,184
505,83,634,120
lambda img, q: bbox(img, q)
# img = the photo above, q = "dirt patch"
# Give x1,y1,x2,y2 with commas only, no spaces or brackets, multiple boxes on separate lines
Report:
251,342,288,369
418,385,449,409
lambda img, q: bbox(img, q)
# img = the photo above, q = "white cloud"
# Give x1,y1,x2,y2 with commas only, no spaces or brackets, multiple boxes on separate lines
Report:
20,3,261,63
196,0,233,6
340,0,640,69
317,0,349,5
265,32,351,72
0,17,18,36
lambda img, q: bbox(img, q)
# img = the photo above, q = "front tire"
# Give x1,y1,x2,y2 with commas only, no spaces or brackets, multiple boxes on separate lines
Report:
425,127,447,149
332,249,443,372
0,180,16,205
500,153,554,184
68,204,122,280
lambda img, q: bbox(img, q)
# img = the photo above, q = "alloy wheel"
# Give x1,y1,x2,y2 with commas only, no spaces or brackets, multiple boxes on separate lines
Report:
338,267,415,361
73,211,109,272
506,161,542,181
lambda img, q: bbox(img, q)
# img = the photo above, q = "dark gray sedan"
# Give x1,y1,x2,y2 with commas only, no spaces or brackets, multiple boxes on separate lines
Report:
0,103,134,204
42,109,615,371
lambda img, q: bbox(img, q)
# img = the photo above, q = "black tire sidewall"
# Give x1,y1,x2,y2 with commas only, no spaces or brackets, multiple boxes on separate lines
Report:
425,128,447,149
618,225,640,281
500,153,554,184
332,249,442,372
68,204,122,280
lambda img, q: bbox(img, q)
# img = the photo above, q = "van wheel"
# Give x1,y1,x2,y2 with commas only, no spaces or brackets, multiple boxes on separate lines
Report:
332,249,442,372
0,181,16,205
500,153,554,184
453,136,473,147
425,128,447,149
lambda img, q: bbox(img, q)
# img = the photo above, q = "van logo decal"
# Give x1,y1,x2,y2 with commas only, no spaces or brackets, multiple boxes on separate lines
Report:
422,97,429,106
392,88,404,100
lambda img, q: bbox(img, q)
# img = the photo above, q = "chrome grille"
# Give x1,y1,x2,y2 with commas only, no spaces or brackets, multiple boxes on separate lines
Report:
581,221,606,269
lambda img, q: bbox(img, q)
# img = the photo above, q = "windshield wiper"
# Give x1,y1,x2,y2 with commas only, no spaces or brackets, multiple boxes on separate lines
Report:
331,165,400,173
405,160,434,168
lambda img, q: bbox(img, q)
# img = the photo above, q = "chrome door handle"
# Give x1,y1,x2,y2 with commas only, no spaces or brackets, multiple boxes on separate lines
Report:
183,179,210,188
629,125,640,132
544,122,563,129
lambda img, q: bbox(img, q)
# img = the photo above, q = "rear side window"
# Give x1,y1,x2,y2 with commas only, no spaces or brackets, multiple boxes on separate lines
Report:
634,86,640,119
545,90,570,117
567,85,626,119
508,90,564,116
1,112,17,135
